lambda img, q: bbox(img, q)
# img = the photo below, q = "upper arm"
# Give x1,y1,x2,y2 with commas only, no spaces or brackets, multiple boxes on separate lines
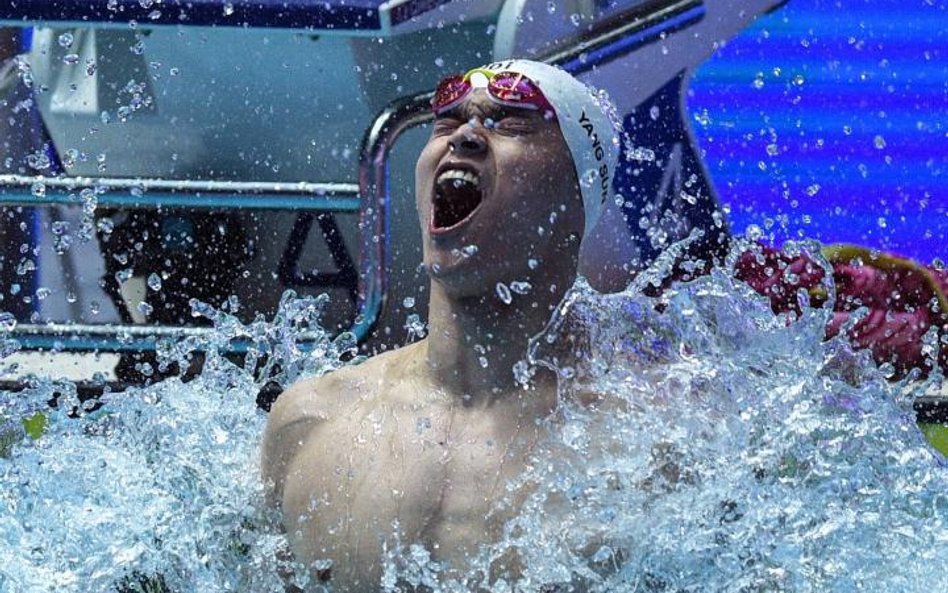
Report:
260,376,337,507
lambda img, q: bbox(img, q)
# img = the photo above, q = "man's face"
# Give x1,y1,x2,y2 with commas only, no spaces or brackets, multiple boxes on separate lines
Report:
415,89,583,296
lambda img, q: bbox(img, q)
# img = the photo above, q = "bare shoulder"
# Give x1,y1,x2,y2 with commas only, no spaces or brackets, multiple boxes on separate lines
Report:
267,341,424,433
260,374,332,504
260,341,427,501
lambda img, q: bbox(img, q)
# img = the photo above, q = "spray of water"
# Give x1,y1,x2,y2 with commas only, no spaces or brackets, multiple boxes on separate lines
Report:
381,240,948,593
1,243,946,593
0,291,356,593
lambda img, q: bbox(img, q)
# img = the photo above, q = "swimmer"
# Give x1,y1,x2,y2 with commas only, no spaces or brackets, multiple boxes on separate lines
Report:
261,60,619,590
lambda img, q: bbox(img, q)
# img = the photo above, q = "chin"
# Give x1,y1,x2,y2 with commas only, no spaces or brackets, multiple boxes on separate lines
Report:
426,254,476,283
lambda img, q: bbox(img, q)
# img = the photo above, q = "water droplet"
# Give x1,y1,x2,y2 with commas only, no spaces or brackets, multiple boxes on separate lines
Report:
513,360,534,386
147,273,163,292
580,168,598,189
80,188,97,214
434,57,444,67
591,545,614,564
649,105,660,121
805,184,821,197
13,56,33,88
495,282,513,304
115,268,133,284
62,148,80,169
30,182,46,198
58,32,74,48
510,281,532,295
792,74,805,86
26,150,51,170
90,300,101,315
744,224,764,241
766,143,779,156
415,417,431,434
35,287,52,301
874,135,886,149
570,13,581,27
404,313,427,339
62,53,79,65
546,1,556,14
137,301,154,316
0,312,17,331
402,296,415,309
528,258,539,270
461,244,479,257
223,2,235,16
95,217,115,235
876,217,887,229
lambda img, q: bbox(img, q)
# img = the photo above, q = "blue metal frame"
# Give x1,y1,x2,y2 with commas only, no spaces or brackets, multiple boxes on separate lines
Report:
558,2,705,75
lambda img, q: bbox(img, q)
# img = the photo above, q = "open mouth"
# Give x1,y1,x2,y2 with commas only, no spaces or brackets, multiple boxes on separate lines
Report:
432,168,484,232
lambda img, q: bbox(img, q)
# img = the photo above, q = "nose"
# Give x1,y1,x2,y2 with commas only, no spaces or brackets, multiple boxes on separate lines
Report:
447,124,487,155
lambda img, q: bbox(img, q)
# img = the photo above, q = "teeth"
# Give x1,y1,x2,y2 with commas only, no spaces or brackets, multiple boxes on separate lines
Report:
437,169,479,187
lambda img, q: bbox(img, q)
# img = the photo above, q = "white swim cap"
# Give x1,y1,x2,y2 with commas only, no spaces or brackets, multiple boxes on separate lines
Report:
476,59,620,240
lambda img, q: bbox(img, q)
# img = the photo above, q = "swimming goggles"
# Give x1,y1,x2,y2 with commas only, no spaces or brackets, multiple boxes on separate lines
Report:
431,67,557,119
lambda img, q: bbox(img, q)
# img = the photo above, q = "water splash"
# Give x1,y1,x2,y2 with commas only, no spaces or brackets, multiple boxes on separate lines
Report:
0,291,356,593
383,242,948,593
1,244,946,592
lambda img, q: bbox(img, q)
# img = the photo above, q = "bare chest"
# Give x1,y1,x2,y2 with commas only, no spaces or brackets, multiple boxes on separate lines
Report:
341,405,532,537
288,405,534,566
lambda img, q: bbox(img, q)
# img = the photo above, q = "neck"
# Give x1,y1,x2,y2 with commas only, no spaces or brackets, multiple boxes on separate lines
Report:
423,266,576,405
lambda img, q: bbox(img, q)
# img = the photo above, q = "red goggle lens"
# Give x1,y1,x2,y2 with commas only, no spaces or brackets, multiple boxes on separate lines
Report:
488,72,541,103
432,74,469,114
431,70,554,118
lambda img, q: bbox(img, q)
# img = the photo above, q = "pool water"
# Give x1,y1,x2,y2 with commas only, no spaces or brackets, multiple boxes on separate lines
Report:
2,241,946,592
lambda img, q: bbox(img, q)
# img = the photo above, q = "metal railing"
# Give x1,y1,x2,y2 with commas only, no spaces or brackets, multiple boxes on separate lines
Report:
0,175,361,211
0,175,369,348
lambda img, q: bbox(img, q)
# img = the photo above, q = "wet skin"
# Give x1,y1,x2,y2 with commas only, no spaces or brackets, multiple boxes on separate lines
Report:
414,90,583,296
262,90,586,591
